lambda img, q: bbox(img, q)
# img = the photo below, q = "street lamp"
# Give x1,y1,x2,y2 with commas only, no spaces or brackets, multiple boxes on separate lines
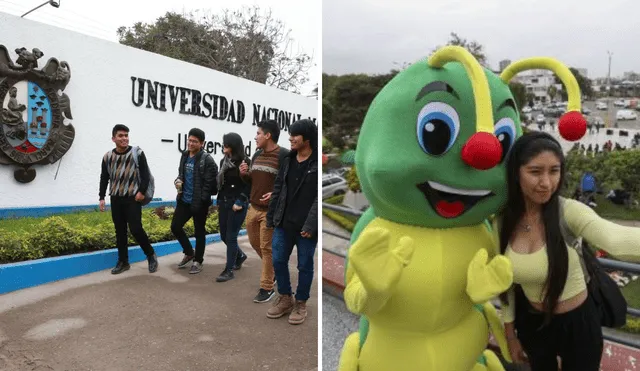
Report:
606,51,613,128
21,1,60,18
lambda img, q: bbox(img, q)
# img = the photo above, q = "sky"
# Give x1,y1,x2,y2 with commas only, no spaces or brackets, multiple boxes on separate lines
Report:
323,0,640,80
0,0,319,95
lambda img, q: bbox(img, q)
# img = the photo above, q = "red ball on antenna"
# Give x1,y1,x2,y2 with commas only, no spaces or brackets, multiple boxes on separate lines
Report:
558,111,587,141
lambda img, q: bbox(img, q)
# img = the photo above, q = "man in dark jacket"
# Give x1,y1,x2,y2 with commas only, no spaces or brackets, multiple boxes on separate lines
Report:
172,128,218,274
266,119,318,325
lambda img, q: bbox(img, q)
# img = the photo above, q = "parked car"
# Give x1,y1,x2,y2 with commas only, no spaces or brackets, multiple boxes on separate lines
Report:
535,114,545,123
522,106,532,113
327,167,351,177
582,107,591,115
616,109,638,121
322,174,348,199
596,102,608,110
614,99,626,107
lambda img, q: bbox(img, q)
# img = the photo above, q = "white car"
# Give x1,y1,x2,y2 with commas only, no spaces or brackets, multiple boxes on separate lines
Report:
522,106,532,113
616,109,637,121
614,100,626,107
535,114,545,123
596,102,607,110
322,174,348,199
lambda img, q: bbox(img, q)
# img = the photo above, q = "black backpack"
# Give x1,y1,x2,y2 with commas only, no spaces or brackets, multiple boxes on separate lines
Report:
558,203,627,328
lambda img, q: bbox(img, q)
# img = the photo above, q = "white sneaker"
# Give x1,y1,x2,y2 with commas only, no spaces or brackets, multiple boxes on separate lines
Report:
189,262,203,274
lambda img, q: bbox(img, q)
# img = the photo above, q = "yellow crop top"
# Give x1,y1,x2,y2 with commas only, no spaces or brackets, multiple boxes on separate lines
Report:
502,197,640,323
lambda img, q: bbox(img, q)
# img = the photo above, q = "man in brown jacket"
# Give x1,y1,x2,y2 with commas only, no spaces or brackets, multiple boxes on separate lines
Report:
240,120,289,303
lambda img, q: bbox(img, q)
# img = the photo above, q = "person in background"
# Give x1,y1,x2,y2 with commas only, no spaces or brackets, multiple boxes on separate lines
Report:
216,132,250,283
240,120,290,303
266,119,318,325
99,124,157,274
172,128,218,274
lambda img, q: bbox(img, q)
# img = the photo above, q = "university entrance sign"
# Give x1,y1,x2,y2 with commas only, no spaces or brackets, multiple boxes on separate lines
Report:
0,45,75,183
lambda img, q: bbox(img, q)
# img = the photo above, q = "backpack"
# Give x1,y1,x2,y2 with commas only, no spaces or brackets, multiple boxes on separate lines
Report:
558,201,627,328
131,146,154,205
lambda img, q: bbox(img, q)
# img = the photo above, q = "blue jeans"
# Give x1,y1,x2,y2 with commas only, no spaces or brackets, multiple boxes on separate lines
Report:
272,227,317,301
218,198,248,270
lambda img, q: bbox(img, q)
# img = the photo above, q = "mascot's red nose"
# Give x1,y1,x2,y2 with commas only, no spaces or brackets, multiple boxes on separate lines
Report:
460,132,503,170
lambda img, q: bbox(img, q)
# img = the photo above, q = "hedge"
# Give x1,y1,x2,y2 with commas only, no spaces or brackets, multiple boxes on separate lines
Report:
322,209,357,233
0,207,224,264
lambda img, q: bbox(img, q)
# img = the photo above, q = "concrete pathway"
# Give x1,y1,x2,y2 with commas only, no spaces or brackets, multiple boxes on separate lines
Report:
0,237,318,371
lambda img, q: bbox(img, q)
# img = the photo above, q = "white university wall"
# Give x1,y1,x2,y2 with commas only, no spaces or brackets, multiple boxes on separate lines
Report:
0,13,317,208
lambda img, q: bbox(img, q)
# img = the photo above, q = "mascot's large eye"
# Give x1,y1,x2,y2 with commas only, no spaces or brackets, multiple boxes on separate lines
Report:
416,102,460,156
494,117,516,162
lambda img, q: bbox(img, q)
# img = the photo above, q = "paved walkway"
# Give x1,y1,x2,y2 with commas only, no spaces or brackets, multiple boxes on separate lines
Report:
322,293,358,371
0,237,318,371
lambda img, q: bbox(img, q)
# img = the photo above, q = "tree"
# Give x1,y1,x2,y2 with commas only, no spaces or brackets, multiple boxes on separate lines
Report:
554,68,593,101
508,82,527,112
117,6,312,93
322,71,398,150
433,32,487,67
526,93,536,107
548,85,558,102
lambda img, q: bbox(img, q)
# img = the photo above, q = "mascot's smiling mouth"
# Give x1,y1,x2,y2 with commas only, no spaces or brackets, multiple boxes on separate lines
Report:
416,181,494,218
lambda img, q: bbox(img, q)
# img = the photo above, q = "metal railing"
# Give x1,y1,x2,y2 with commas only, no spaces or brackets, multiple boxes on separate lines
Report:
322,201,640,349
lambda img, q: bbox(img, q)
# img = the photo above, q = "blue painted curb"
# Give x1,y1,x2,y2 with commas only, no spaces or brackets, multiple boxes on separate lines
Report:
0,199,219,219
0,229,246,295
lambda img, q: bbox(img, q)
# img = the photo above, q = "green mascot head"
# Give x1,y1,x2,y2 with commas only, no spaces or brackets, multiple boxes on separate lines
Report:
355,46,587,229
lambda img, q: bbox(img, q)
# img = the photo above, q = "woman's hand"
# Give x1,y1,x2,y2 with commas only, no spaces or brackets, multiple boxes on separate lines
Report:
232,204,243,212
507,337,528,364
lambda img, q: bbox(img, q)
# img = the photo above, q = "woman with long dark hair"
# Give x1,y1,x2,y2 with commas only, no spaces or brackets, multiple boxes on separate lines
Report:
215,132,250,283
499,131,640,371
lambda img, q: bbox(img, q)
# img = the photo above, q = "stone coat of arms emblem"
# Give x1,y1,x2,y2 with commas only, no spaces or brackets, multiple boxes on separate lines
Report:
0,45,75,183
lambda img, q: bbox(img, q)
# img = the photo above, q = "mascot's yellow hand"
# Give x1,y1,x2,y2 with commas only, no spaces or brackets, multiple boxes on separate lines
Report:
466,249,513,303
349,227,414,300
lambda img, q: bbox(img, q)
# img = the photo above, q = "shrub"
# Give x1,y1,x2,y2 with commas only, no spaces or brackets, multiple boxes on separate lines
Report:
324,194,345,205
322,209,356,232
0,208,225,264
621,316,640,334
345,165,360,193
28,217,76,256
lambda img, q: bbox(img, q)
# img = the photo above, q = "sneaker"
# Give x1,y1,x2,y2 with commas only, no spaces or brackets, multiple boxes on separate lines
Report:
216,268,234,282
253,288,275,303
288,300,308,325
178,254,194,269
111,261,130,275
266,294,294,319
233,254,247,270
148,254,158,273
189,262,203,274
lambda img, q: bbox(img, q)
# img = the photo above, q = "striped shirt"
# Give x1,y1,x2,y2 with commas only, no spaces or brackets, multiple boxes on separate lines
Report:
248,146,282,210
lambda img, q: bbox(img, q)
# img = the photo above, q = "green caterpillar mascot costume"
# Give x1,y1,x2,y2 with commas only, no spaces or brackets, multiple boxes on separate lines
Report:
338,46,587,371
